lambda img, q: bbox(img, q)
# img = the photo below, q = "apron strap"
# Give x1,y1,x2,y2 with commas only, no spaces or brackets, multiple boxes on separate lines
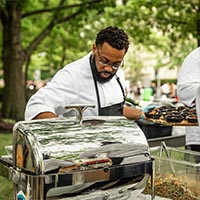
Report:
115,75,126,103
90,55,125,115
90,55,101,113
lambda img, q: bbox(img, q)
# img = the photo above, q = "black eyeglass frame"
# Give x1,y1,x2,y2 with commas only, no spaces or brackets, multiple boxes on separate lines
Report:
96,48,124,70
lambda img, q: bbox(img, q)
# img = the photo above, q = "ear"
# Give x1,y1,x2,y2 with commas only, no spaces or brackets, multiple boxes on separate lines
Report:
92,44,97,54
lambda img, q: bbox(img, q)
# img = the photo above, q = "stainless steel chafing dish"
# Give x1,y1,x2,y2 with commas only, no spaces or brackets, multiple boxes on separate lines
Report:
0,105,155,200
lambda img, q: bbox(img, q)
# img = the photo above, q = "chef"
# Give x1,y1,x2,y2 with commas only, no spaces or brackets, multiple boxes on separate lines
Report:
25,26,142,121
177,47,200,161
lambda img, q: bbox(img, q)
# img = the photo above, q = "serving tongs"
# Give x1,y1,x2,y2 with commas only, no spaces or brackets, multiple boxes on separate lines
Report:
158,141,176,175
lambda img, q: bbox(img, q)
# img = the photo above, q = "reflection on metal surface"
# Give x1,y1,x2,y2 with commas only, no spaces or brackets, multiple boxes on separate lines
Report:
54,175,151,200
14,116,148,162
0,115,154,200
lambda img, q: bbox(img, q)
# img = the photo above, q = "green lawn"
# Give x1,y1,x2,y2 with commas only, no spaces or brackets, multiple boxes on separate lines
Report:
0,133,13,200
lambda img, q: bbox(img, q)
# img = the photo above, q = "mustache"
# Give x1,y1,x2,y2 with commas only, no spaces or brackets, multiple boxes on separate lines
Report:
99,71,112,76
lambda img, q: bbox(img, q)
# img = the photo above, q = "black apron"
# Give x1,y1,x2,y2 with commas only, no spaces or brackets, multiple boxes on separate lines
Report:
90,55,125,116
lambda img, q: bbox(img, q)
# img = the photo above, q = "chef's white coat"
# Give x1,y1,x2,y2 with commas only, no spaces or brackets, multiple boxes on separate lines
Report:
177,47,200,145
25,53,125,120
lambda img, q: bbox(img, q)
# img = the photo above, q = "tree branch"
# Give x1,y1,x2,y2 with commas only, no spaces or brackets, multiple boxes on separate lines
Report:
24,9,82,57
22,0,102,18
23,0,103,58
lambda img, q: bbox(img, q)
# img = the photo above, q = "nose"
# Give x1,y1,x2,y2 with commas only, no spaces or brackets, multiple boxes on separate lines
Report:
104,65,113,72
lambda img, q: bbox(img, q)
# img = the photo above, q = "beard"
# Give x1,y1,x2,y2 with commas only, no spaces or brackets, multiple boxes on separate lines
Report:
90,56,115,83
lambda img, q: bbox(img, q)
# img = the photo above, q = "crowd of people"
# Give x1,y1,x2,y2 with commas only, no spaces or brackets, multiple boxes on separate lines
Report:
125,80,177,105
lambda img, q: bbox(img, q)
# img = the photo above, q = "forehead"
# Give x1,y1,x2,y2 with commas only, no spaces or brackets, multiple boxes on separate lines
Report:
99,42,126,61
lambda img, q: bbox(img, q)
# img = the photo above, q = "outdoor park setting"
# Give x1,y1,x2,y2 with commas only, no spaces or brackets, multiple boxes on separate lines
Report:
0,0,200,199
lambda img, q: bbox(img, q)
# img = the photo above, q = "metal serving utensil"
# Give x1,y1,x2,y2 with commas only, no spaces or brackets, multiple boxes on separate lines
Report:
65,104,95,124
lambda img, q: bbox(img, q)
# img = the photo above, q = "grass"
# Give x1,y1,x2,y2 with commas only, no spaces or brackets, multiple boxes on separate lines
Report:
0,133,13,200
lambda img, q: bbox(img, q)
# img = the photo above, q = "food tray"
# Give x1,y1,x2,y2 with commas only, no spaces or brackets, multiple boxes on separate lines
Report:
144,116,198,126
144,144,200,199
143,105,199,126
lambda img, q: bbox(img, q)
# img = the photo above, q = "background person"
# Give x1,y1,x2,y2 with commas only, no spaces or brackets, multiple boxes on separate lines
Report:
168,82,176,98
161,82,170,98
177,47,200,161
25,26,142,120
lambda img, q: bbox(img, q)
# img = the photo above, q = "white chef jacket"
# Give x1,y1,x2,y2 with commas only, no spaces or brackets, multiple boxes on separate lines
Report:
177,47,200,145
25,52,125,120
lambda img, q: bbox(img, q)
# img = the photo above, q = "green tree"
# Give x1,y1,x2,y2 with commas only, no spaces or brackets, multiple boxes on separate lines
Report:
105,0,199,70
0,0,115,120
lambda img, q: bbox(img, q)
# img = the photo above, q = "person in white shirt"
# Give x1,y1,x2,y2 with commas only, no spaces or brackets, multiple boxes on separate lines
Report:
25,26,142,120
177,47,200,160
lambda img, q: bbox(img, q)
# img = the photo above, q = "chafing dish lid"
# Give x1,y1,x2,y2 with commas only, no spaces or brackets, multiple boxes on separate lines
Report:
14,116,149,161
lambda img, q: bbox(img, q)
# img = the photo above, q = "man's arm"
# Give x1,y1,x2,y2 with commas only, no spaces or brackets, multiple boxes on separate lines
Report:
123,106,142,120
33,112,57,120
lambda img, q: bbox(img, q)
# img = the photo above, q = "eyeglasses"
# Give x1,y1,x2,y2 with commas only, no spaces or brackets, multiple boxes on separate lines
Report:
96,48,124,70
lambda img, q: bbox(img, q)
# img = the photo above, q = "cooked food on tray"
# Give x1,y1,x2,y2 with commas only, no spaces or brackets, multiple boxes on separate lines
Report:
144,105,198,124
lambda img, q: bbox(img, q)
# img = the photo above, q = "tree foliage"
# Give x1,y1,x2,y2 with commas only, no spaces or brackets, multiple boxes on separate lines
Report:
103,1,198,74
0,0,115,120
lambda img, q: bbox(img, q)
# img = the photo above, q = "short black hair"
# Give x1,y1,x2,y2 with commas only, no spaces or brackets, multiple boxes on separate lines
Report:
95,26,129,52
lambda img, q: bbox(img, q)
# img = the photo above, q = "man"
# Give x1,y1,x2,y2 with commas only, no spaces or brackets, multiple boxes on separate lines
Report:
25,26,142,120
177,47,200,158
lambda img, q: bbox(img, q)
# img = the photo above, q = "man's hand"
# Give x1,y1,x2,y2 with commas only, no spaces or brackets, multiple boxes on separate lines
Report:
123,106,142,120
33,112,57,120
